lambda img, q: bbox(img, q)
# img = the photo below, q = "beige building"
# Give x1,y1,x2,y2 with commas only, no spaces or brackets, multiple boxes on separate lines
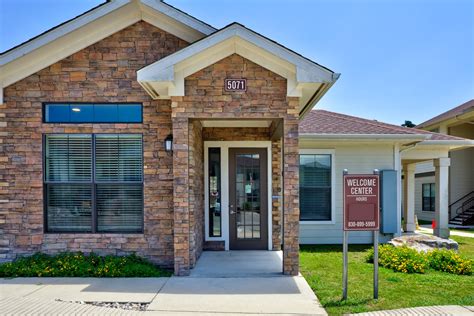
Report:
414,100,474,227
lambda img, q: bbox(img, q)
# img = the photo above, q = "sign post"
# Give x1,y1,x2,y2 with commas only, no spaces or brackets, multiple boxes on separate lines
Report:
342,169,380,300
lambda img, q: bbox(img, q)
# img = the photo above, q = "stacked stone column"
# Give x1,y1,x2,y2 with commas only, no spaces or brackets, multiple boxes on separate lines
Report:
172,115,191,276
282,100,300,276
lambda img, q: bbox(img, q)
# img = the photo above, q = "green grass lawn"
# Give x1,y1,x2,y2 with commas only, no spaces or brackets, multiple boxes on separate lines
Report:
300,235,474,315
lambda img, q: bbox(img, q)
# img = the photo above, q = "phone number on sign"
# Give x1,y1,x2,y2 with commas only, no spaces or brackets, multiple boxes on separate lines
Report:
347,221,376,228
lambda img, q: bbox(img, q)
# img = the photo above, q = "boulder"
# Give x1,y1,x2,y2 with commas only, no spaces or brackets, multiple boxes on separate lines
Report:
389,234,458,252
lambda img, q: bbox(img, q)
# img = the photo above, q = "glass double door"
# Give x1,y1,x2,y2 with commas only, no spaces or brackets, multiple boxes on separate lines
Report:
229,148,268,250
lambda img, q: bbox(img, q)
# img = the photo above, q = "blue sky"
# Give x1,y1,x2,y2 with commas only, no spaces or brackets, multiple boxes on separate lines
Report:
1,0,473,125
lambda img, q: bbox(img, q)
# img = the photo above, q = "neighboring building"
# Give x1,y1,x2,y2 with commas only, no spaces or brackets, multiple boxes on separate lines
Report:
414,100,474,226
0,0,472,275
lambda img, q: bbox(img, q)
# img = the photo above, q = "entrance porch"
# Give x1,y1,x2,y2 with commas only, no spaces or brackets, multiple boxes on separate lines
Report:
402,148,451,238
172,117,299,276
190,251,283,277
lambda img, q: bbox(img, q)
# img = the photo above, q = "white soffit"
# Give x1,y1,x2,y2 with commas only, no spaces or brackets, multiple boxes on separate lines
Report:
0,0,215,101
137,23,339,114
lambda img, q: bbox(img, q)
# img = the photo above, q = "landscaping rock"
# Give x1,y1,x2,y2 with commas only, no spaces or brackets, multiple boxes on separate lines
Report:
389,234,458,252
65,300,149,311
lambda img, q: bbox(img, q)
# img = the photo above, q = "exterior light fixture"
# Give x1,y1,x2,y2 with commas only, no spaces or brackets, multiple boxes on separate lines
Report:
71,107,81,112
164,134,173,153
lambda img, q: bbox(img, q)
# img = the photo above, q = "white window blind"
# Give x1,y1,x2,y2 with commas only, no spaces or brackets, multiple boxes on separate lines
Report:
299,154,332,221
44,134,143,233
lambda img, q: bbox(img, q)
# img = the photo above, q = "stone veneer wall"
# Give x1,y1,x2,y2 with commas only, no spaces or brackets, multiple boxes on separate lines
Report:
171,54,299,275
188,120,204,267
0,21,188,267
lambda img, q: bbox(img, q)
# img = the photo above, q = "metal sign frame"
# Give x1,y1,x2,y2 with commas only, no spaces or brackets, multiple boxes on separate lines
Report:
342,169,379,300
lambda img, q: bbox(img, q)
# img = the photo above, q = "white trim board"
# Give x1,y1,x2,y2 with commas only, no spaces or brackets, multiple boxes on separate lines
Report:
204,141,273,251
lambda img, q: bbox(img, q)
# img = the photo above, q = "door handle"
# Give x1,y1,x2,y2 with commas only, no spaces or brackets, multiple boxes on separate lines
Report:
229,204,236,215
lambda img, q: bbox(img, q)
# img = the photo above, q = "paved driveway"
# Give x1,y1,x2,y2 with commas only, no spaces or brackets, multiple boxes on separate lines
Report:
0,251,327,315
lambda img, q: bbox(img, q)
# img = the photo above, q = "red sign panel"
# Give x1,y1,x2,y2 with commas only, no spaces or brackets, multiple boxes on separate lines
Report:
224,79,246,92
343,174,380,231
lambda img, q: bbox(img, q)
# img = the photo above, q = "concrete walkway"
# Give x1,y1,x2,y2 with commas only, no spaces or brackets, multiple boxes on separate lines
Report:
351,305,474,315
0,251,327,315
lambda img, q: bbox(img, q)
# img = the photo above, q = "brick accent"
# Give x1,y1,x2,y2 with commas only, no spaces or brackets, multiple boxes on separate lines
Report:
1,21,188,266
171,54,300,275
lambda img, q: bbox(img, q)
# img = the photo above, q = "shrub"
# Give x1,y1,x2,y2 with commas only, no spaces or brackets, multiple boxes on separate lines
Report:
0,252,172,278
366,245,473,275
366,245,428,274
427,249,472,275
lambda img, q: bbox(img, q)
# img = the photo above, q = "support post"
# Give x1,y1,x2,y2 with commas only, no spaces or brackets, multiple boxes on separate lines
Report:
373,168,379,300
434,157,451,238
402,164,416,233
282,116,300,275
342,230,348,300
373,230,379,299
172,117,190,276
342,168,348,300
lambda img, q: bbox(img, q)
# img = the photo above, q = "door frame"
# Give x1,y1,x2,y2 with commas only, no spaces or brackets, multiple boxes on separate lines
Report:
204,141,272,251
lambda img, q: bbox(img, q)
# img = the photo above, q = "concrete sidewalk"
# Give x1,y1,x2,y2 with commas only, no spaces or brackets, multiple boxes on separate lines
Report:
0,275,326,315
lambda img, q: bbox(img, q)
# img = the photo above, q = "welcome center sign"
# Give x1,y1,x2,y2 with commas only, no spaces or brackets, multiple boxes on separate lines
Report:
343,174,380,231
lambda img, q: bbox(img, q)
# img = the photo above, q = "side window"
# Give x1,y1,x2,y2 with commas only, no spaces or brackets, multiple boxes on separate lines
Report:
422,183,435,212
299,153,333,221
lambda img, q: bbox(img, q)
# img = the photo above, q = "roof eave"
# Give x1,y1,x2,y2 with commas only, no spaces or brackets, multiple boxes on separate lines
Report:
299,133,429,141
299,73,340,119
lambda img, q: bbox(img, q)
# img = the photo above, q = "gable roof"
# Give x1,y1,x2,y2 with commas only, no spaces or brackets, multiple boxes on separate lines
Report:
137,22,339,117
300,109,469,142
0,0,216,101
417,99,474,129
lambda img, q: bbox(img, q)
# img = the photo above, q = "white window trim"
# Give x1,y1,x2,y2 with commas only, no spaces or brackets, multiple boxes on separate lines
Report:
299,149,336,225
204,141,273,251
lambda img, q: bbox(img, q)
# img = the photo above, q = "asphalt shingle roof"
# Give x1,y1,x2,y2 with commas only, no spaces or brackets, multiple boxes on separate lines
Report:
300,110,465,141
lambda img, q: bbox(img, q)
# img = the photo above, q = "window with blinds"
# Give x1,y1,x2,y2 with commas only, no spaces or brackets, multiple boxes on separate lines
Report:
299,154,332,221
44,134,143,233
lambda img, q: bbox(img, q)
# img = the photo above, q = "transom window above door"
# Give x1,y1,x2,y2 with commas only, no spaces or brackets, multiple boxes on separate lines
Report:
43,103,142,123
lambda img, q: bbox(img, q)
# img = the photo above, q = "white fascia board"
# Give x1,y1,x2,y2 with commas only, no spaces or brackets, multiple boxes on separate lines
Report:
0,0,130,66
1,0,217,89
141,0,216,35
299,133,430,141
416,139,474,148
1,4,140,88
1,5,141,88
